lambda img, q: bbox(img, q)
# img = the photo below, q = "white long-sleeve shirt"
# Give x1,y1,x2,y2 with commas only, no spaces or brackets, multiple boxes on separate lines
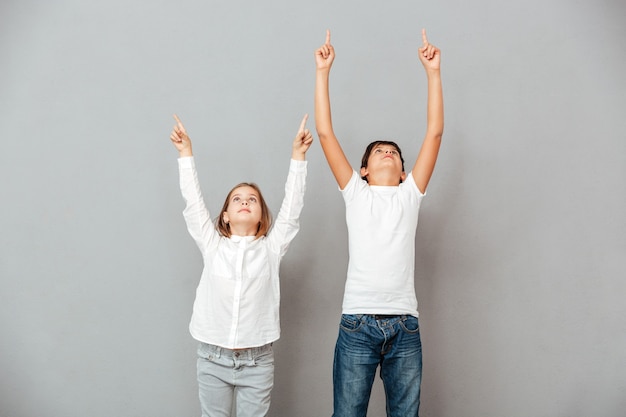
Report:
178,157,307,348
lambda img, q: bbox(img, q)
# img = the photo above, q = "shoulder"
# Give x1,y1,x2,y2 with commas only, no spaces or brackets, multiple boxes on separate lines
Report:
340,170,364,193
401,172,425,197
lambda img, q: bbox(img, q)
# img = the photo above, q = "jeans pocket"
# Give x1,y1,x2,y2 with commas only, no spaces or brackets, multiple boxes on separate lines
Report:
254,348,275,367
197,343,216,361
339,314,363,332
399,316,420,334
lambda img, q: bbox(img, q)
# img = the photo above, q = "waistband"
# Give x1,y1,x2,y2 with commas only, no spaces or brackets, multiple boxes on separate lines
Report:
199,342,273,360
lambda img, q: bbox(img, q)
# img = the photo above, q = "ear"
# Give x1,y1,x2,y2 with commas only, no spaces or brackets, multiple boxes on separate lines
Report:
222,212,230,225
400,171,407,182
360,166,368,178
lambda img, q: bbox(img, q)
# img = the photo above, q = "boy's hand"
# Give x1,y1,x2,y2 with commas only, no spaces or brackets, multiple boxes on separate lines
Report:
292,114,313,160
170,114,193,157
315,30,335,71
418,29,440,71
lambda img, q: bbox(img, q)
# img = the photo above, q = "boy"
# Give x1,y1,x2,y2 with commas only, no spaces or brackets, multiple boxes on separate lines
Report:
314,29,443,417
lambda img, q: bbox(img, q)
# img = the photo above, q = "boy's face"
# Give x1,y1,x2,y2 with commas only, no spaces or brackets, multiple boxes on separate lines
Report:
360,144,406,184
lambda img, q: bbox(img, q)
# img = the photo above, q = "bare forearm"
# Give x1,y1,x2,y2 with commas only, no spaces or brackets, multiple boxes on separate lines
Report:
426,69,444,138
315,69,334,139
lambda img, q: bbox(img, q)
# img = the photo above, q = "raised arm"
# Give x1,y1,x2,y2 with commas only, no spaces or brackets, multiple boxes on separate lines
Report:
411,29,444,194
170,114,219,252
315,30,353,189
268,115,311,256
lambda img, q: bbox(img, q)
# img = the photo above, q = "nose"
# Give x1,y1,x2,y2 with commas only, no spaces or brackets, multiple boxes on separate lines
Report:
241,199,249,205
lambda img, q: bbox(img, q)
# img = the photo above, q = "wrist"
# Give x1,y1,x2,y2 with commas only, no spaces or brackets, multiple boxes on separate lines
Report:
291,151,305,161
425,68,441,78
179,149,193,158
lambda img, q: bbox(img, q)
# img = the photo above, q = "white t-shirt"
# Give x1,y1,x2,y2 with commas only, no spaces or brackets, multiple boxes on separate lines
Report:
341,171,425,317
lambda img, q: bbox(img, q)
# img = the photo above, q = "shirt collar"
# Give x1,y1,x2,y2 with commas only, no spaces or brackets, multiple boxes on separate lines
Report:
229,235,257,244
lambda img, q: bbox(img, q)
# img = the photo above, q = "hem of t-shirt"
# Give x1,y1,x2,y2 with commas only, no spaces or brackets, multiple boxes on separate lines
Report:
341,309,420,318
190,331,280,350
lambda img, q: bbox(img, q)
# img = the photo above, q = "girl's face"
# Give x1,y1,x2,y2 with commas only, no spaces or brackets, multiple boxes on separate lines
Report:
222,185,263,233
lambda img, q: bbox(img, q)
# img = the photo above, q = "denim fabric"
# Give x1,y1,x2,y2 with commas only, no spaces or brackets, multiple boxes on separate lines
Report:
332,314,422,417
197,342,274,417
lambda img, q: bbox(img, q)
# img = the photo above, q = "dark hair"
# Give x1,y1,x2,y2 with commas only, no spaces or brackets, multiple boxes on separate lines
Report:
216,182,272,239
360,140,405,182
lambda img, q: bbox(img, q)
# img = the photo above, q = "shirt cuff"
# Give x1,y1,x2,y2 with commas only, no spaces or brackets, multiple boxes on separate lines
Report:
289,159,308,172
178,156,195,169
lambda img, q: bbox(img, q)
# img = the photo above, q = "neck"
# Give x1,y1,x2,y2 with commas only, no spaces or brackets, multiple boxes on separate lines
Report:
367,173,401,186
228,223,259,237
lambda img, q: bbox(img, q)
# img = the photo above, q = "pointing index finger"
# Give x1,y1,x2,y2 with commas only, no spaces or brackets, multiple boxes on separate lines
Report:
325,29,331,45
421,28,429,46
299,114,309,133
173,114,186,132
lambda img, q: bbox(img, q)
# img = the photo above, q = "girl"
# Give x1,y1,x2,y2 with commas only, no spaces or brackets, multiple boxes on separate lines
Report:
169,114,312,417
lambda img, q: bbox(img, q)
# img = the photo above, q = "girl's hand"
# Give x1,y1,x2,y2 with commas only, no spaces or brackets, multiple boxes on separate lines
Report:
292,114,313,161
315,30,335,71
418,29,441,72
170,114,193,157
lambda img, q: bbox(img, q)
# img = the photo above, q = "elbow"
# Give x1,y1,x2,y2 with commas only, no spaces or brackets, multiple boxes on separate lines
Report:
315,125,333,141
427,129,443,142
317,131,336,143
316,130,328,140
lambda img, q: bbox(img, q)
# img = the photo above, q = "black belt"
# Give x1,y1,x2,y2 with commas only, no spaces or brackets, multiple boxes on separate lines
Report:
371,314,401,320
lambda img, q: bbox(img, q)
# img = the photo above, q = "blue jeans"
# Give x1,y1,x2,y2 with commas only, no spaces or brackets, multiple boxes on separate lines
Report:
197,342,274,417
332,314,422,417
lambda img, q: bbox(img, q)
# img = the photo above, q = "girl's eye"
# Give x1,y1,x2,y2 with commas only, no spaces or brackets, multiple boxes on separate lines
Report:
375,149,382,153
233,197,240,202
250,197,257,203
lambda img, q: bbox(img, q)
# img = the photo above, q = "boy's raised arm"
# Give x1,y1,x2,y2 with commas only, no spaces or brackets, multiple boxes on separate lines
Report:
412,29,444,194
315,30,353,189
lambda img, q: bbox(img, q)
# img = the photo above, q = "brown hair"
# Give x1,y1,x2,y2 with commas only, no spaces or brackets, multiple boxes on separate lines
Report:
215,182,272,239
360,140,405,182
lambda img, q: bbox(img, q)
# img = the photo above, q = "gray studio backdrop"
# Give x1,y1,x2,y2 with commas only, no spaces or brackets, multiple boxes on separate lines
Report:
1,1,625,416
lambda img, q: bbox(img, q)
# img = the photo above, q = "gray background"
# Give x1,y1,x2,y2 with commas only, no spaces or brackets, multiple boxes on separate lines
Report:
1,0,625,416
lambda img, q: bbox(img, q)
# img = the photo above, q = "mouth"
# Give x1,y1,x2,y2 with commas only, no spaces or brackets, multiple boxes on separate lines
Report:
238,209,251,213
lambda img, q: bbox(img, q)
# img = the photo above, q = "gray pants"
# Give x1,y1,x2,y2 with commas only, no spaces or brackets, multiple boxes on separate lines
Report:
197,342,274,417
